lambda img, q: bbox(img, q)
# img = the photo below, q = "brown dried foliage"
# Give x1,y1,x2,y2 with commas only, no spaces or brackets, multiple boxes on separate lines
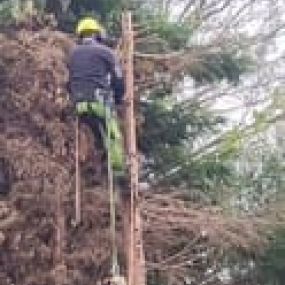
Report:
0,30,274,285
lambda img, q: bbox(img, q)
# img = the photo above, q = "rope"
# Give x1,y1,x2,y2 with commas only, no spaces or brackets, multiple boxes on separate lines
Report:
103,99,120,277
74,92,121,278
75,116,81,225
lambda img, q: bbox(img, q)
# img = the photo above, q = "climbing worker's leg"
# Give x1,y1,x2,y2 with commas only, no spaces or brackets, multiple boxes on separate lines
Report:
103,109,130,196
79,114,104,149
107,115,125,172
75,102,106,185
86,102,125,173
76,100,125,171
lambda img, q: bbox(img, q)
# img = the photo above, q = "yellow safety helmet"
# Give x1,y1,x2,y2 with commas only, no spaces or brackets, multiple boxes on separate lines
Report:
76,17,103,36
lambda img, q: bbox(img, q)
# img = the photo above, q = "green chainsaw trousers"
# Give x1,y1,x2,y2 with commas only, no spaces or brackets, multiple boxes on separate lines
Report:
76,101,124,172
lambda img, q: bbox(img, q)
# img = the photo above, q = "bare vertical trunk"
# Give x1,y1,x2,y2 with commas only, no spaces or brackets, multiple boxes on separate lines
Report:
54,179,66,285
122,11,146,285
75,117,81,225
134,207,146,285
276,120,285,193
24,0,35,15
276,121,285,156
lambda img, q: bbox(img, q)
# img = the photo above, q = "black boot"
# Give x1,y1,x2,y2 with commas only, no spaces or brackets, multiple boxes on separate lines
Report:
115,174,131,199
0,159,10,195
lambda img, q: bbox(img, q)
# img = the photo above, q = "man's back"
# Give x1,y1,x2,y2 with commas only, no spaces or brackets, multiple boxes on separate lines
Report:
68,38,124,105
69,39,115,93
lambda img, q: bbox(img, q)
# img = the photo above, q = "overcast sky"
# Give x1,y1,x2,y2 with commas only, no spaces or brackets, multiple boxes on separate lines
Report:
173,0,285,126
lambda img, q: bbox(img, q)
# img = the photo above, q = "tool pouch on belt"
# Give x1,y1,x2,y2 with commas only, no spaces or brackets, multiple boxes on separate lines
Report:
93,89,113,107
74,88,114,115
71,85,110,103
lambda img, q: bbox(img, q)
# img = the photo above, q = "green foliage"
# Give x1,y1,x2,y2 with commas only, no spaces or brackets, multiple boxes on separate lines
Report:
44,0,126,32
188,52,253,85
139,95,232,194
0,0,21,25
174,154,234,196
257,229,285,285
228,135,285,214
0,0,47,27
218,127,244,160
135,9,193,51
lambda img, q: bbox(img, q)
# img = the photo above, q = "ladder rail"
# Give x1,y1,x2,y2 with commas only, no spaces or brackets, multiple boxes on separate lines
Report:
104,101,120,277
75,116,81,225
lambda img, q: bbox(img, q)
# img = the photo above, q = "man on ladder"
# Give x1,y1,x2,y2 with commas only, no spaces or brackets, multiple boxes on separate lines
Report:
68,17,128,283
68,17,126,185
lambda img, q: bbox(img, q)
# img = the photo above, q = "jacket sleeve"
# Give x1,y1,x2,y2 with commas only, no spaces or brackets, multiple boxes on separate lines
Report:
108,51,125,105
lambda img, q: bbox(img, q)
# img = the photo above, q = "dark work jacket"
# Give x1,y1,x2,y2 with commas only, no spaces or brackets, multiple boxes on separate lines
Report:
68,38,125,105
